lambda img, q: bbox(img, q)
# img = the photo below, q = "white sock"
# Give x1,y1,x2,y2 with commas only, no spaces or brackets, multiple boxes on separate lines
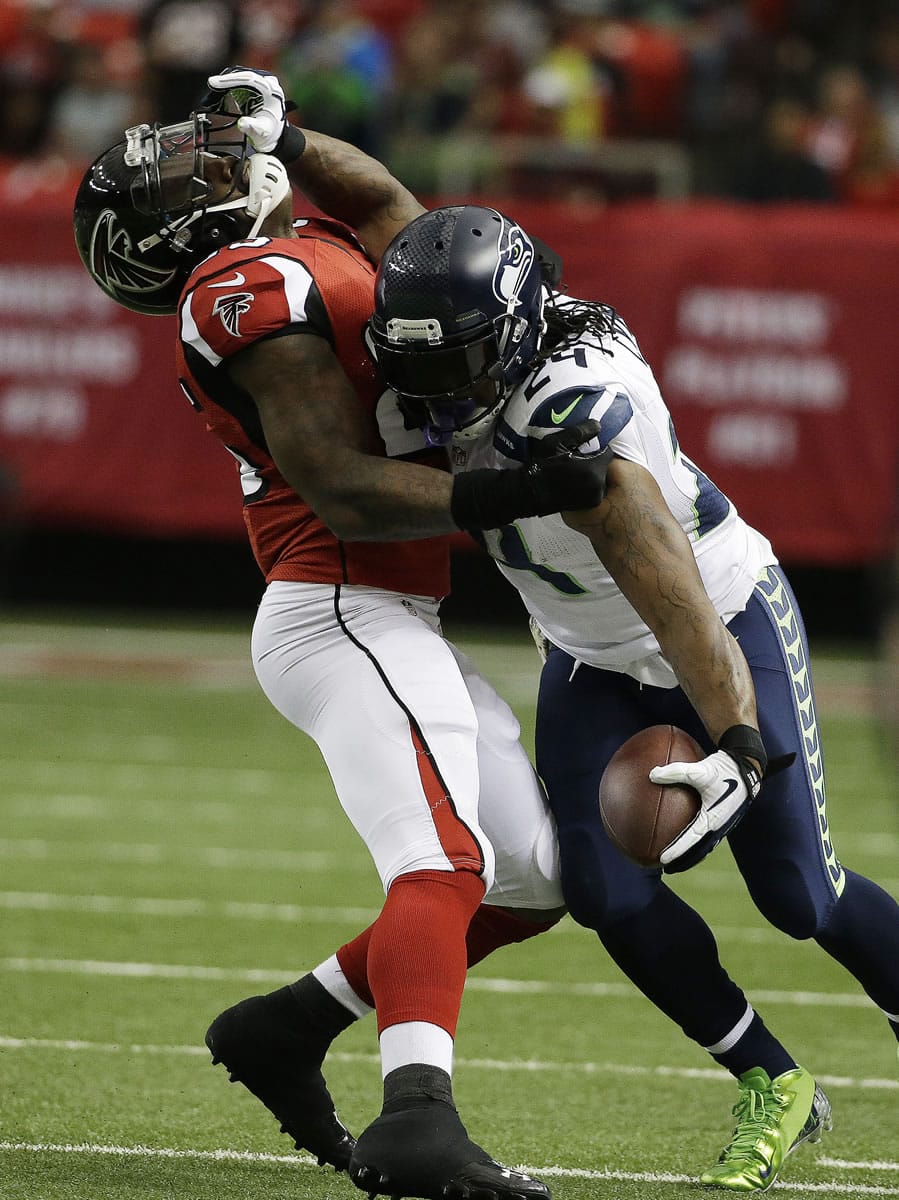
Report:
312,954,373,1019
379,1021,454,1078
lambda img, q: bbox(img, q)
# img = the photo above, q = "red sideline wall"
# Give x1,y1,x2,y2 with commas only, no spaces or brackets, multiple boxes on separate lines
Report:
1,177,897,565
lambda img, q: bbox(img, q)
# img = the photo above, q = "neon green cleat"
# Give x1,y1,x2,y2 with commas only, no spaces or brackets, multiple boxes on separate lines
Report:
700,1066,832,1191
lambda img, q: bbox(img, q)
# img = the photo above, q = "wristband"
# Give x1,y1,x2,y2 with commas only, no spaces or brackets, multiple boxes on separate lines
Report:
718,724,767,798
275,124,306,164
450,467,535,531
717,724,768,774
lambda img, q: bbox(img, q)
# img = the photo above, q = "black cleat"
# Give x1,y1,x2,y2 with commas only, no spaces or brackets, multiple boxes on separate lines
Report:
348,1099,550,1200
205,983,355,1172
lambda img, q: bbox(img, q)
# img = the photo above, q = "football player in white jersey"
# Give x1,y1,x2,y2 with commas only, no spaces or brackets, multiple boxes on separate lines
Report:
365,206,899,1191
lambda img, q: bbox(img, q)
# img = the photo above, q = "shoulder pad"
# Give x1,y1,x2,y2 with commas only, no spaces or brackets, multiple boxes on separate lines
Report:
530,386,634,449
529,386,607,431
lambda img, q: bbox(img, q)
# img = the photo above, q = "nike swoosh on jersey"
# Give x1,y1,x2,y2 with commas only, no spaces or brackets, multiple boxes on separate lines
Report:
208,272,247,288
550,394,584,424
707,778,739,809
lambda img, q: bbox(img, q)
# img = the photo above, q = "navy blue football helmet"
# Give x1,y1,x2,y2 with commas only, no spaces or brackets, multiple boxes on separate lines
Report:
369,206,547,444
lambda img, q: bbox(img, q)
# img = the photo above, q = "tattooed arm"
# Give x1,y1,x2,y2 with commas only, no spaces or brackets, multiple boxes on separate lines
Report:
562,457,759,745
288,130,425,261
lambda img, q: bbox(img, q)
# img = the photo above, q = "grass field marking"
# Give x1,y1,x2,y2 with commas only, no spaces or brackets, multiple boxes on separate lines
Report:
0,1141,314,1166
0,957,291,982
536,1164,899,1194
2,1035,895,1093
2,831,894,868
465,976,878,1013
0,1142,896,1194
0,837,346,872
0,955,883,1010
0,890,381,925
820,1160,899,1173
3,890,895,950
0,890,831,944
0,1035,207,1057
672,869,899,895
4,758,291,790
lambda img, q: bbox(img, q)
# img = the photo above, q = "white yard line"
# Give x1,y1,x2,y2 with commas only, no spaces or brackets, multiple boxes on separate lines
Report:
0,956,893,1025
0,1140,894,1193
0,891,381,925
0,1034,895,1093
0,838,345,871
2,759,291,788
0,833,894,868
0,890,893,951
820,1161,899,1173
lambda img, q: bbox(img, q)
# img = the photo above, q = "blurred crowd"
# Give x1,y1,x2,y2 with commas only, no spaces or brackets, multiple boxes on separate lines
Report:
3,0,899,205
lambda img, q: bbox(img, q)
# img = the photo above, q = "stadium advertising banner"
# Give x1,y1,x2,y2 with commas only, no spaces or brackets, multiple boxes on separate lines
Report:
0,177,244,541
511,200,899,566
0,187,896,563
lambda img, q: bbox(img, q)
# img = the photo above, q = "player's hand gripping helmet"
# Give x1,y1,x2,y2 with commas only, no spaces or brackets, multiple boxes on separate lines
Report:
369,206,547,445
73,91,290,315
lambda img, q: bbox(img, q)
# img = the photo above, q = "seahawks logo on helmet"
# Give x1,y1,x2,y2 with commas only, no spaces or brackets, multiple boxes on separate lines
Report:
492,223,535,311
89,208,178,297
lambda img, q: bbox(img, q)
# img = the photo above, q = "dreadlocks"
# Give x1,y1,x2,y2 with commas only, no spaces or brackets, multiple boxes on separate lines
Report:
532,292,619,369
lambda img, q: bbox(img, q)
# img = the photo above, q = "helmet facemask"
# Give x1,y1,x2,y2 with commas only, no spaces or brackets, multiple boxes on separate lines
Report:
123,104,261,258
374,314,524,445
75,93,289,315
371,207,546,447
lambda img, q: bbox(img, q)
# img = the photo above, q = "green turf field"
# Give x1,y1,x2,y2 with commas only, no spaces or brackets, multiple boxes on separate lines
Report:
1,613,896,1200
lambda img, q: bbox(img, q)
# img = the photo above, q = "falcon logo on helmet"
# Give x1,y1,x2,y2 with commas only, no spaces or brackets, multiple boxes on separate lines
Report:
89,208,179,298
73,89,288,316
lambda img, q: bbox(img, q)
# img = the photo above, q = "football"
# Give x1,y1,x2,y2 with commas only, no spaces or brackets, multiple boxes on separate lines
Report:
599,725,704,867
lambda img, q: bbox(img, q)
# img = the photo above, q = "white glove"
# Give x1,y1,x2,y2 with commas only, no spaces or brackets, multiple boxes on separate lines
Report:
651,749,755,872
206,67,288,154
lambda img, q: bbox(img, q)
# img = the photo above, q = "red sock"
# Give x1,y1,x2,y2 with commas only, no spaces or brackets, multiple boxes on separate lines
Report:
336,924,376,1009
365,869,484,1036
336,898,561,1011
465,904,561,966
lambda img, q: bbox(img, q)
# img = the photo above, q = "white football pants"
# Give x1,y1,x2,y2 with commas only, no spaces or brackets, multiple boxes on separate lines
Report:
251,580,562,909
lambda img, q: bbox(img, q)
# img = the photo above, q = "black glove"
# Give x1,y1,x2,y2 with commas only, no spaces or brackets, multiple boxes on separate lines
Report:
525,421,613,513
450,420,612,531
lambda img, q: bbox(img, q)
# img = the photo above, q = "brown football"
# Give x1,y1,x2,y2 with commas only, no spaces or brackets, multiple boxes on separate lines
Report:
599,725,704,868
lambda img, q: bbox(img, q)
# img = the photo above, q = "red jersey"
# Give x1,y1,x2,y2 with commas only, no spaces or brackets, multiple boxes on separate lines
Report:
175,217,450,598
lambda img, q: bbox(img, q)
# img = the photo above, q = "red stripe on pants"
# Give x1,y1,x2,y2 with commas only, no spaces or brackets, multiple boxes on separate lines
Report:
409,724,484,873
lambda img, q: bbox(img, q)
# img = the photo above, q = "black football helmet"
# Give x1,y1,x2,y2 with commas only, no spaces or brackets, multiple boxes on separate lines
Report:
73,96,268,316
369,206,547,445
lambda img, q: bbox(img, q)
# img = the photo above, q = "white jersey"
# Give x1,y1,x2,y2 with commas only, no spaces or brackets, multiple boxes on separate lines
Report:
452,305,777,687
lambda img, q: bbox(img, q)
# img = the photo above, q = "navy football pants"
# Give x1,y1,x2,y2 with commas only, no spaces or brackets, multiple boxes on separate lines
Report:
536,564,899,1046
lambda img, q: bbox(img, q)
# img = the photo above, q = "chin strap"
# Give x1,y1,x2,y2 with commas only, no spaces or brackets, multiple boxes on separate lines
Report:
201,152,291,237
140,153,292,255
244,153,291,237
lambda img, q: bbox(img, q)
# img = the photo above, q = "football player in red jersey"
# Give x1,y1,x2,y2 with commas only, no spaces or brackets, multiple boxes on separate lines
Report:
73,71,612,1200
